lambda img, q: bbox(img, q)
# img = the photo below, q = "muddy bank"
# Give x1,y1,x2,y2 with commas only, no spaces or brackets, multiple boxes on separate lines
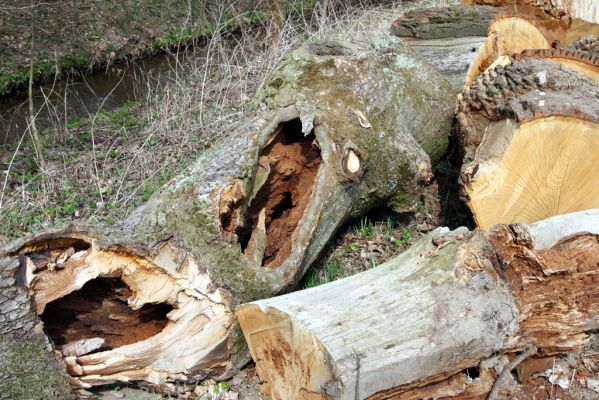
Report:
0,0,268,96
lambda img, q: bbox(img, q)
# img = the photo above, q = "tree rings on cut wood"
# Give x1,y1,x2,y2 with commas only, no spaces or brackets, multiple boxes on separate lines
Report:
462,0,599,24
457,57,599,228
464,16,551,87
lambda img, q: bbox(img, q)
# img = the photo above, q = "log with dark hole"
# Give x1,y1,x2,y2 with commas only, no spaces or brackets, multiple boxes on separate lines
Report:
0,14,455,391
41,278,172,354
236,119,321,269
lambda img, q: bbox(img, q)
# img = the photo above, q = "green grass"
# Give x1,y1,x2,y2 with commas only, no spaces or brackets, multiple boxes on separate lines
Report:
302,212,419,289
303,257,345,288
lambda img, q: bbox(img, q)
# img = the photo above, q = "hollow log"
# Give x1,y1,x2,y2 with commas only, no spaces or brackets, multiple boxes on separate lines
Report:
235,209,599,400
0,22,455,392
457,56,599,228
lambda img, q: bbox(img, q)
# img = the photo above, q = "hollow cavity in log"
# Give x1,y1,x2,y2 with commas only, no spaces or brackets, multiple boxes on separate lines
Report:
238,118,321,269
41,278,172,355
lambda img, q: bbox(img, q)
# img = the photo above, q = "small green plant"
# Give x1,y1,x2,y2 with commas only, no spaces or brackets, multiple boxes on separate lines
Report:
401,228,413,244
213,381,230,394
354,216,373,239
303,257,345,288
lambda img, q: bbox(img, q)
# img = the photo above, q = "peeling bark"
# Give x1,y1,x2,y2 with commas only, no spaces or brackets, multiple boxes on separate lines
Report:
0,17,455,391
235,209,599,400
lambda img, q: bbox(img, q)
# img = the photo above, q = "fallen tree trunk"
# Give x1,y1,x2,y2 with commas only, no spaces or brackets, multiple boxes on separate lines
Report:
235,209,599,399
0,18,455,393
457,56,599,228
390,5,498,89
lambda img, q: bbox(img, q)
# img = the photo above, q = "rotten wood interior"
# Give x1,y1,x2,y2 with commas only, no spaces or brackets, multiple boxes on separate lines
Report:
237,118,321,269
23,242,174,358
41,278,172,354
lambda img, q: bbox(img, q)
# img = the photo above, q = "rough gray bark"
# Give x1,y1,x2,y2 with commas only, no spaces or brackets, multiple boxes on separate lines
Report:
236,209,599,400
390,5,498,39
390,5,498,89
0,17,455,392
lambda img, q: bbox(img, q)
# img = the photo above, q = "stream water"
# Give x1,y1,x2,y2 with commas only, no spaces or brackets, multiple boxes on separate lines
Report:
0,51,191,146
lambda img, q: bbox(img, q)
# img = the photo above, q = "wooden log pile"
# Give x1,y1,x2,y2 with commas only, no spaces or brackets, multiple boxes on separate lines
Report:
2,0,599,398
236,1,599,399
0,12,455,395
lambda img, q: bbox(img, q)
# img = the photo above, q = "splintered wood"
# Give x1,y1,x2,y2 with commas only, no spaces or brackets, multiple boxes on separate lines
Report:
14,237,234,387
236,210,599,400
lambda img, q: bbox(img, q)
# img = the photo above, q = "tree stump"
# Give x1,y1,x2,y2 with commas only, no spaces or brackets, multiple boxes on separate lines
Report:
236,209,599,399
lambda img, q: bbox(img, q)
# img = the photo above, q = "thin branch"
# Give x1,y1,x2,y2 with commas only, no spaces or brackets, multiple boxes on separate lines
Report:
488,347,538,400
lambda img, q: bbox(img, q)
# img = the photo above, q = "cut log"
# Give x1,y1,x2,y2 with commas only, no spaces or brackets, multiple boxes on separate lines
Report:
0,19,455,391
235,209,599,399
457,56,599,228
460,1,599,86
392,4,599,88
390,5,499,89
462,0,599,24
464,16,551,87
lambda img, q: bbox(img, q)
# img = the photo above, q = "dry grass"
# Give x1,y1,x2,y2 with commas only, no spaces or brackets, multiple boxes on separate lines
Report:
0,0,457,243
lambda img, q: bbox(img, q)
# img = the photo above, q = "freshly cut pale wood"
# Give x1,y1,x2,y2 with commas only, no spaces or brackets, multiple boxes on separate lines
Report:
457,57,599,228
390,5,599,88
236,209,599,399
0,15,456,392
424,2,599,86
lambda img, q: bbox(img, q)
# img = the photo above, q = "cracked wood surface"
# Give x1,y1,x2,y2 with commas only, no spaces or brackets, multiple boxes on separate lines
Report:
0,13,455,391
236,210,599,399
457,57,599,228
